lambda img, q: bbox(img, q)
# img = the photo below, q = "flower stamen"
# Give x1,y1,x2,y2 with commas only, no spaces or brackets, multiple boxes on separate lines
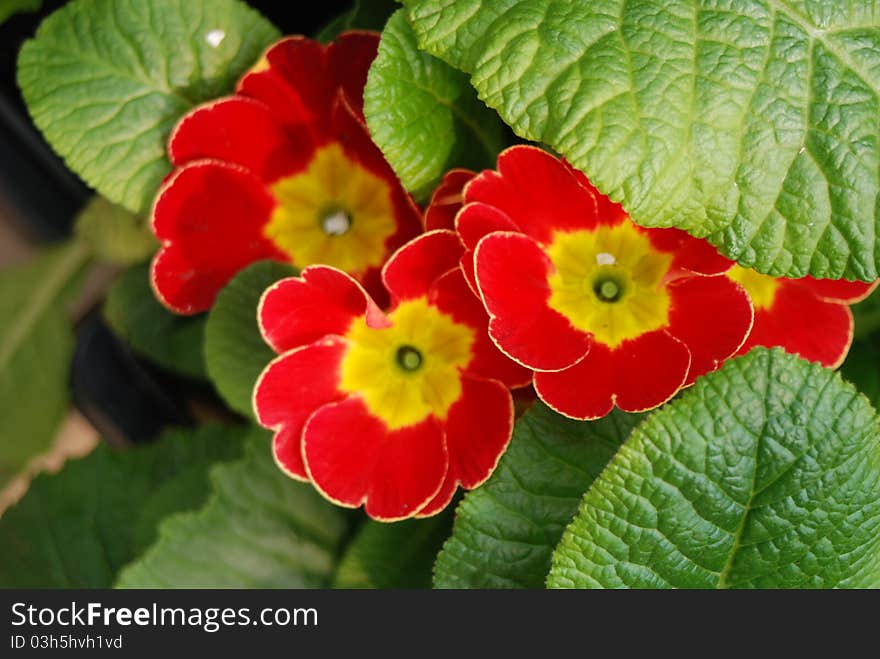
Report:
321,208,352,236
594,278,622,302
396,345,423,372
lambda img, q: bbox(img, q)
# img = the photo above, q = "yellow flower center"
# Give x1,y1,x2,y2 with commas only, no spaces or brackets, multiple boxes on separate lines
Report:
264,143,396,274
340,299,475,430
546,223,673,348
727,265,779,310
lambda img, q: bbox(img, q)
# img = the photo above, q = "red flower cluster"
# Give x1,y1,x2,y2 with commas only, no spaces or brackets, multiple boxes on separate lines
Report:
146,35,877,521
151,32,420,314
254,231,528,520
456,146,754,419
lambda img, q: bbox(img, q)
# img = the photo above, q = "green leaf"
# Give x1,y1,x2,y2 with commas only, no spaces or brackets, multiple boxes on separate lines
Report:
316,0,399,43
116,428,348,588
104,263,206,380
0,424,246,588
17,0,280,215
402,0,880,281
333,511,454,589
204,260,296,419
434,404,641,589
0,242,90,485
365,10,506,199
0,0,42,24
841,339,880,408
548,348,880,589
852,285,880,339
74,196,157,265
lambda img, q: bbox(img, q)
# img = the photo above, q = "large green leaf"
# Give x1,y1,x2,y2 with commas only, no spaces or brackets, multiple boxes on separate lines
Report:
74,196,157,265
104,263,206,380
17,0,280,215
434,404,641,589
0,424,245,588
333,511,454,589
402,0,880,281
316,0,399,42
116,428,348,588
0,242,90,485
548,348,880,589
204,260,296,419
364,10,506,198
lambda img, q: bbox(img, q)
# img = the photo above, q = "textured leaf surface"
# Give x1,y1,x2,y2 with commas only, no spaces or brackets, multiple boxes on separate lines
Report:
17,0,279,214
74,196,157,265
364,10,506,198
434,404,641,589
205,260,296,419
0,425,245,588
104,263,206,379
116,428,348,588
548,348,880,589
333,511,454,589
402,0,880,280
0,242,89,485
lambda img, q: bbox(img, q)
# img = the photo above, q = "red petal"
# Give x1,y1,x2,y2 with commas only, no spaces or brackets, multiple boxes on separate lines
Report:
565,162,627,227
424,169,475,231
475,231,591,371
793,276,879,304
382,230,463,302
457,202,518,250
430,268,532,388
456,201,518,293
303,397,448,521
253,337,348,480
238,33,378,138
534,331,689,419
417,377,513,517
150,161,283,314
259,266,386,354
327,31,380,121
464,145,602,243
168,97,313,182
667,275,754,385
237,36,329,133
414,475,457,520
647,228,734,276
739,282,854,367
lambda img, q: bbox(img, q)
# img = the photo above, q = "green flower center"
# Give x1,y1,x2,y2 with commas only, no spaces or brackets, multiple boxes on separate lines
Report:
592,276,625,303
395,345,424,372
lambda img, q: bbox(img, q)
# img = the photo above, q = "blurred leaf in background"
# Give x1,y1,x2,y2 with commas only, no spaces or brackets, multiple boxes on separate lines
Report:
333,512,454,589
0,424,246,587
116,428,348,588
74,196,156,266
316,0,398,42
104,263,206,380
0,241,89,486
0,0,42,24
